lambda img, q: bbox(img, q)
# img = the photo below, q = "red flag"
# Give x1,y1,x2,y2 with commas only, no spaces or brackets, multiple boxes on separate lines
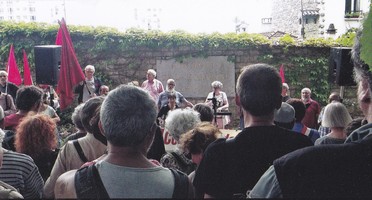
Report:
55,27,62,45
22,50,33,85
279,64,285,83
56,18,85,110
6,45,22,86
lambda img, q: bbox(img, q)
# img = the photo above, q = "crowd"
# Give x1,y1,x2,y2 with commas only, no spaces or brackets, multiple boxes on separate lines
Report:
0,30,370,199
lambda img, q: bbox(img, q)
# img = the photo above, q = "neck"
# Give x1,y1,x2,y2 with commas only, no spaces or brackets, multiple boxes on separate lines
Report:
17,110,29,115
243,110,275,127
169,102,176,109
303,98,311,103
103,144,155,168
328,127,347,139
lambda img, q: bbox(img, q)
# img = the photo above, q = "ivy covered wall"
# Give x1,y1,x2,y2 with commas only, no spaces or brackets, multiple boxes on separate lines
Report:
0,21,360,128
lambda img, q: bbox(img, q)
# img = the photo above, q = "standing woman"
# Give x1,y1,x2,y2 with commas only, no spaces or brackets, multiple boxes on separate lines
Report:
141,69,164,102
205,81,230,128
14,114,59,181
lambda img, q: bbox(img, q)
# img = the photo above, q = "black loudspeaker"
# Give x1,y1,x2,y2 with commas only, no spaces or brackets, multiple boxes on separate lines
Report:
329,47,356,86
34,45,61,85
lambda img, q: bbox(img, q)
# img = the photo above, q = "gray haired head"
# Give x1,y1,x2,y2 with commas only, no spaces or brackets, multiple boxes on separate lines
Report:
351,30,372,89
165,108,201,142
100,85,157,147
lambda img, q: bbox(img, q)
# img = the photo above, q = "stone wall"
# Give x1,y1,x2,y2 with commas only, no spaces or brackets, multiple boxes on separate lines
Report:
91,45,360,129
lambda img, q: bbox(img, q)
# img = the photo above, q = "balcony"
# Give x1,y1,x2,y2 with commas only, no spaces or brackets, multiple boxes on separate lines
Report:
344,11,362,19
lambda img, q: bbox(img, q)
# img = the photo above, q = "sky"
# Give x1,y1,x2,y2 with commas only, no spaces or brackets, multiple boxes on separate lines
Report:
62,0,273,34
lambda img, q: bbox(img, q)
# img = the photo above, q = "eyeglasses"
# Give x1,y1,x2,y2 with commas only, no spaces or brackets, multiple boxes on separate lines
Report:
0,75,6,78
168,83,175,86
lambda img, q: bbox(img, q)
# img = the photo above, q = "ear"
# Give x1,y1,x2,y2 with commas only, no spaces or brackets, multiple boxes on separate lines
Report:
274,95,282,110
235,93,241,107
98,120,105,136
145,124,157,152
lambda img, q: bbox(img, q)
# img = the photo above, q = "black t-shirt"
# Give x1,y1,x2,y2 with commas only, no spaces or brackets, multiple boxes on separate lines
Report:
193,125,313,198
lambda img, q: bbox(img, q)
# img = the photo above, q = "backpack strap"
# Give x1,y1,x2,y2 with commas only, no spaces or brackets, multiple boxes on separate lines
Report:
73,140,88,163
170,152,187,168
75,164,110,199
169,168,189,199
4,94,8,110
170,152,195,174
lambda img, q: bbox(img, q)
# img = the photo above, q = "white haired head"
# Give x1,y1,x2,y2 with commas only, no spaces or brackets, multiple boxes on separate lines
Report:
147,69,157,77
211,81,223,89
165,109,201,142
85,65,95,72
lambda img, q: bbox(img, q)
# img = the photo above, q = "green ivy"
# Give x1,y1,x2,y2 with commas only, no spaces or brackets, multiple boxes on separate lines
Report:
0,21,358,126
258,54,330,105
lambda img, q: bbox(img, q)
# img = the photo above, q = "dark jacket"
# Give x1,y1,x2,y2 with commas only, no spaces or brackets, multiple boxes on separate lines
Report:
74,77,101,103
274,135,372,198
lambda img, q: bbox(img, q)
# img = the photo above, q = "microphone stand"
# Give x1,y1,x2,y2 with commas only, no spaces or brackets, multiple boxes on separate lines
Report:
208,92,218,127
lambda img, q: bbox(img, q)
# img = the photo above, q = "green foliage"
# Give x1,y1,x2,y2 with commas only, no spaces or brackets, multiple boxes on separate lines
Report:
361,5,372,70
302,37,338,47
0,21,353,108
259,54,330,105
336,28,357,47
278,34,296,46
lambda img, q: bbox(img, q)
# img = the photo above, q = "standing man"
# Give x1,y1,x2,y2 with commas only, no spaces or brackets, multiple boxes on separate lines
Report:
193,63,313,198
74,65,102,104
157,79,193,109
281,83,291,102
249,30,372,199
141,69,164,102
301,88,320,129
54,85,193,198
0,70,19,101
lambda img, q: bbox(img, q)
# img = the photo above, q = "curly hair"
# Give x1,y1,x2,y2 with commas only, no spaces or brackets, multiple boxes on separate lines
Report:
179,122,220,154
14,114,57,159
165,109,201,142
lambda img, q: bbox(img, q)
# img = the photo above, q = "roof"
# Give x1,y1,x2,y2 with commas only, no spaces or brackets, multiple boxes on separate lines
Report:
302,9,320,16
260,31,298,39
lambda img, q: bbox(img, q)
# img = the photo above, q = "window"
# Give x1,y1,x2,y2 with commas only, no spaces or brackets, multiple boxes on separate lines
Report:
30,15,35,21
345,0,360,14
261,18,272,24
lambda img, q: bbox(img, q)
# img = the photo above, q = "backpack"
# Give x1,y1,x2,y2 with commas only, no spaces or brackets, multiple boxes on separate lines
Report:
2,130,15,151
74,164,190,199
169,151,196,175
0,180,23,199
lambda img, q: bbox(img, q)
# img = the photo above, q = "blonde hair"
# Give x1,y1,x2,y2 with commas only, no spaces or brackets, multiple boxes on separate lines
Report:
322,102,352,128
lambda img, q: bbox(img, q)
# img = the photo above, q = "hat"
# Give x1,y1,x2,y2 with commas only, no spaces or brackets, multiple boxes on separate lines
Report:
274,102,295,123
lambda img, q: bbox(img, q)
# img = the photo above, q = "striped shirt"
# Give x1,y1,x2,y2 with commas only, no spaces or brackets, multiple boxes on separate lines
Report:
0,149,44,199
